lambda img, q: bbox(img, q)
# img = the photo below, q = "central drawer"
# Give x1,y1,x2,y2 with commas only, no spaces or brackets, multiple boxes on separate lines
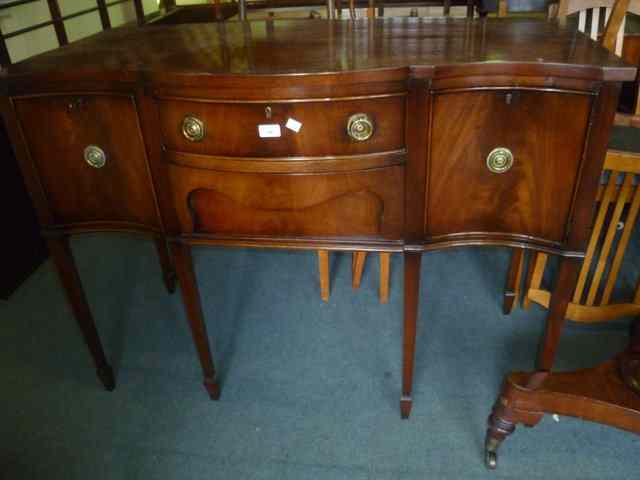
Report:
156,95,405,158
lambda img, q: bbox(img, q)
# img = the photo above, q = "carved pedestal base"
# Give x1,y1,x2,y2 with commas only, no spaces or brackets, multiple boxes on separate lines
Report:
486,354,640,468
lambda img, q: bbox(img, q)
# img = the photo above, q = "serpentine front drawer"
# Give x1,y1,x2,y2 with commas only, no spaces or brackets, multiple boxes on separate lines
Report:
156,95,405,158
426,89,593,245
13,94,160,229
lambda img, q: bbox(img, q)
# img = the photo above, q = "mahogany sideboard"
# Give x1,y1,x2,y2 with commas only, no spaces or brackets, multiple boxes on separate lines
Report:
1,16,636,450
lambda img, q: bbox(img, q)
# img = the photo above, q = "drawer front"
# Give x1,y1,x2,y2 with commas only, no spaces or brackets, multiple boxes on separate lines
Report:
14,94,159,228
168,164,404,239
427,90,592,243
157,96,405,157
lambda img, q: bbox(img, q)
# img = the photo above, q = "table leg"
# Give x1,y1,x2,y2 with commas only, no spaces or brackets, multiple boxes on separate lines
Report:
537,257,580,370
47,236,115,391
154,236,176,294
401,251,422,419
485,373,546,469
171,242,221,400
503,248,525,315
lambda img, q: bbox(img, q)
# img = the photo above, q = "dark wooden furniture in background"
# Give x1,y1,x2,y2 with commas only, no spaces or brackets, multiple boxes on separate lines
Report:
489,0,640,468
0,0,155,299
0,118,46,299
0,18,635,466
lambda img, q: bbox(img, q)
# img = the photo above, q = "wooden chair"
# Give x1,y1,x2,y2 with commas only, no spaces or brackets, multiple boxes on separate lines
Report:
317,250,391,303
503,0,640,324
336,0,484,19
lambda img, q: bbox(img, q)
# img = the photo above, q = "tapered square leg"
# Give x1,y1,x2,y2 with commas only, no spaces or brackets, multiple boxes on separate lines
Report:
47,236,115,391
171,242,221,399
154,236,176,294
401,251,422,419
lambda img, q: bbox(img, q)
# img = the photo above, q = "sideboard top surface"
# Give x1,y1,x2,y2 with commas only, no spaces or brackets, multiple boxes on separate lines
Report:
2,18,636,84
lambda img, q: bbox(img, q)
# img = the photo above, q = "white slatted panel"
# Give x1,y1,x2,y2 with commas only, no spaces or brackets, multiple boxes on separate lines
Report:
579,9,587,32
616,16,626,56
591,7,600,40
605,7,611,24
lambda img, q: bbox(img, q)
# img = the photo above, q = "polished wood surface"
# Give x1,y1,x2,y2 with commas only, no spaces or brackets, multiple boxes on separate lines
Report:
13,94,161,229
169,164,404,238
427,90,591,243
2,19,634,82
158,96,405,158
1,19,636,442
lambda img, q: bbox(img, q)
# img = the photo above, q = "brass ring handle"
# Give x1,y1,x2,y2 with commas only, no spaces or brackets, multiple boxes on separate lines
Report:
182,115,206,142
486,147,514,174
84,145,106,169
347,113,374,142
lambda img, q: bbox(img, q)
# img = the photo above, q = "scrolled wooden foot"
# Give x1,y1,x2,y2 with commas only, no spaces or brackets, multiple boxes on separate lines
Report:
400,395,412,419
204,377,221,400
97,364,116,391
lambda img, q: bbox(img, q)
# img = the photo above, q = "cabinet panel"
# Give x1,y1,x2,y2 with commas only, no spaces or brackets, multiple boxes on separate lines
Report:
14,94,160,228
168,164,404,239
426,90,592,243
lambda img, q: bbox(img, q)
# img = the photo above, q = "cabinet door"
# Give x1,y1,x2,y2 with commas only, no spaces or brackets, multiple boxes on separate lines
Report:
427,90,592,244
14,94,160,229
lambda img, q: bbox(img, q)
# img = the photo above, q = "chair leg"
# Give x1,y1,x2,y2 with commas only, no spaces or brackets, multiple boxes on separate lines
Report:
352,251,367,289
379,252,390,304
47,236,115,391
154,236,176,294
318,250,330,302
503,248,525,315
171,242,221,400
522,252,548,309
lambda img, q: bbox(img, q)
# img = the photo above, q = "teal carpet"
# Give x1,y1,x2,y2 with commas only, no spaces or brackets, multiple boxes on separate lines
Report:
1,235,639,479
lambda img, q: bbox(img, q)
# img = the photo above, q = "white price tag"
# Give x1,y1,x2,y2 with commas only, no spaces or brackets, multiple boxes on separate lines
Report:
258,124,281,138
285,118,302,133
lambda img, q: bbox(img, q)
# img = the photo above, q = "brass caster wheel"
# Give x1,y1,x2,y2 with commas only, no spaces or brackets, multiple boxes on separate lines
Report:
484,436,500,470
485,449,498,470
